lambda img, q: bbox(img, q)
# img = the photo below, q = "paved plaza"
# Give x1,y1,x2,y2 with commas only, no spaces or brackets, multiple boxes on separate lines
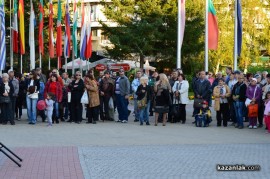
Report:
0,103,269,179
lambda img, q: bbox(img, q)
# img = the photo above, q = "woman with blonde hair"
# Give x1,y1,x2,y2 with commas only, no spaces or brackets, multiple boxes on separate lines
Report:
136,76,152,125
85,74,100,124
154,73,171,126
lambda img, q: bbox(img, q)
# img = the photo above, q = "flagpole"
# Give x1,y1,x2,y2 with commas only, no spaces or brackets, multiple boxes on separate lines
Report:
65,57,67,72
39,53,42,68
234,0,238,71
49,57,51,70
10,0,13,70
205,0,209,72
72,49,75,75
20,54,22,73
57,57,60,69
80,58,82,74
176,0,181,69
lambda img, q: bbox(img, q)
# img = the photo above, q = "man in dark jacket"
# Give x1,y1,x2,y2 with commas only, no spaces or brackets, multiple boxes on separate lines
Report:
193,71,212,115
231,74,247,129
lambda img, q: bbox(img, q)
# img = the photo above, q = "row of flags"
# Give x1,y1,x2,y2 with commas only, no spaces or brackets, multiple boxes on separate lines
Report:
0,0,243,71
180,0,243,56
0,0,92,71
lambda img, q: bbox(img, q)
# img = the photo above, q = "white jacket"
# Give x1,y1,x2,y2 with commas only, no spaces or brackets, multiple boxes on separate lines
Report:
172,80,190,104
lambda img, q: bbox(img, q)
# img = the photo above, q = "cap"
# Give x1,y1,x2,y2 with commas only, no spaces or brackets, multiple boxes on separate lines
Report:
251,78,257,83
202,101,208,105
233,70,241,75
254,74,261,79
8,69,14,73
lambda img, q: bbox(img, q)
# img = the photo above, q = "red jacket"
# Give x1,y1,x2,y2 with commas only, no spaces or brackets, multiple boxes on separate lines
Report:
44,81,63,102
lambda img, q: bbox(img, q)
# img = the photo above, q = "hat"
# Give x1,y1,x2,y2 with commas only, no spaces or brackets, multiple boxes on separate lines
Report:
202,101,208,105
254,74,261,79
233,70,241,75
37,100,46,110
251,78,257,83
104,70,110,74
8,69,14,73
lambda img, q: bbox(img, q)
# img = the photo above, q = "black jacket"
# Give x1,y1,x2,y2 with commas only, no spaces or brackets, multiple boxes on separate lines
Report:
0,81,14,97
69,79,84,103
231,82,247,102
136,85,152,102
25,79,40,92
194,79,212,100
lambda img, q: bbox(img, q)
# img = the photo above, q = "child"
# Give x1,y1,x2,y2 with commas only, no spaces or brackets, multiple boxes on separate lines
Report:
195,101,212,127
264,91,270,134
45,92,55,126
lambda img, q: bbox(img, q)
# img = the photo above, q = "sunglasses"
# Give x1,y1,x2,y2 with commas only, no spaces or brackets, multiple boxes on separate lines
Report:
76,74,81,76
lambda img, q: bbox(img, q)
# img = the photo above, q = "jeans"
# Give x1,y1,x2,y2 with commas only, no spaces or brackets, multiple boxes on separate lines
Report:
116,94,129,121
234,101,244,127
26,96,38,123
53,102,59,119
100,96,110,120
134,99,140,120
63,101,69,119
10,96,16,121
139,101,150,123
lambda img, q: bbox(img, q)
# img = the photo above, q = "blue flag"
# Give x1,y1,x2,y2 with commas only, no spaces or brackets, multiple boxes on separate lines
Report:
237,0,242,56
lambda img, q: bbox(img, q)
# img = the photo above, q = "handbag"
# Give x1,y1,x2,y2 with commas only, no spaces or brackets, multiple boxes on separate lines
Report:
137,92,147,109
80,90,89,104
245,86,258,107
68,92,71,103
109,97,114,109
0,96,10,103
193,98,204,109
248,104,258,117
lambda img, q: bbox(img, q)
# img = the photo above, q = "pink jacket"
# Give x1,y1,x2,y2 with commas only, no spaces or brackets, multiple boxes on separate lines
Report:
264,100,270,115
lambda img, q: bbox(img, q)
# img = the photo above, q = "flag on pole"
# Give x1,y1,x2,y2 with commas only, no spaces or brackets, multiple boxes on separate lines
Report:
39,0,44,55
29,0,36,70
84,6,92,59
0,3,6,70
18,0,25,55
208,0,218,50
13,0,19,53
180,0,185,48
64,1,71,58
80,0,87,60
56,0,62,57
49,0,54,58
72,0,78,57
237,0,242,56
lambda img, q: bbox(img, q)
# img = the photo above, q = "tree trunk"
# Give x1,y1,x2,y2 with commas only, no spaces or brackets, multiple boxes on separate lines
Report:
140,54,144,69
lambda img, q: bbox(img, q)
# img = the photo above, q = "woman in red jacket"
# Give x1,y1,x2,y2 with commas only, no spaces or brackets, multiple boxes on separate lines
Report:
44,74,63,123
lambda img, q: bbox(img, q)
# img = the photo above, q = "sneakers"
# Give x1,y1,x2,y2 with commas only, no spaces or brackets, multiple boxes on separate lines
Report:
146,122,150,125
253,126,257,129
121,120,128,123
249,125,253,129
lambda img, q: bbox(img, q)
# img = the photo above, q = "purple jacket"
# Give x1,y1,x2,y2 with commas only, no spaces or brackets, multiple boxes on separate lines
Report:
246,85,262,103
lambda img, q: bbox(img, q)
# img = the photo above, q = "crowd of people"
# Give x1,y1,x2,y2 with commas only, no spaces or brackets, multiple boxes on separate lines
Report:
0,66,269,134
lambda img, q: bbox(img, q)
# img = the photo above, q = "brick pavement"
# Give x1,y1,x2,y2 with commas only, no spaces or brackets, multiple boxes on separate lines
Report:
0,146,84,179
79,144,270,179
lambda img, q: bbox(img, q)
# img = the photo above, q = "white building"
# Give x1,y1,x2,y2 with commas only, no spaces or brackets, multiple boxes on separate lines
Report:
69,0,116,55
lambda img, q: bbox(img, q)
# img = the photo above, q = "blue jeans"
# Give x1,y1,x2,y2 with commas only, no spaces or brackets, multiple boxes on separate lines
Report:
116,94,129,121
234,101,244,127
53,102,59,119
134,99,140,120
139,101,150,123
26,96,38,123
